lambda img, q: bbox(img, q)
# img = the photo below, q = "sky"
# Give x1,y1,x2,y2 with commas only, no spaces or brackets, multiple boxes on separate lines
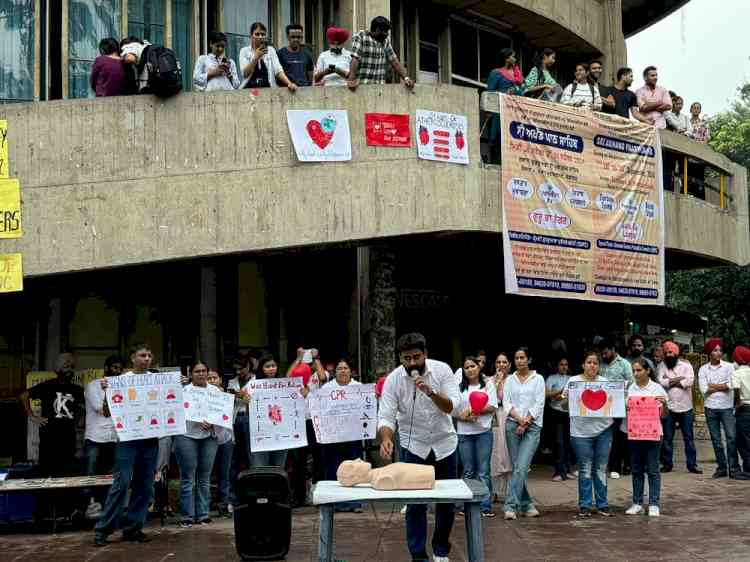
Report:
626,0,750,117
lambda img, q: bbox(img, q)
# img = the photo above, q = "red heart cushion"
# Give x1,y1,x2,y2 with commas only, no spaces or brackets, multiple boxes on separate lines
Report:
469,391,489,414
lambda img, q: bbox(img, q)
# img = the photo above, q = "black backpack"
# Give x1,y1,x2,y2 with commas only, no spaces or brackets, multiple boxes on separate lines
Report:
139,45,182,97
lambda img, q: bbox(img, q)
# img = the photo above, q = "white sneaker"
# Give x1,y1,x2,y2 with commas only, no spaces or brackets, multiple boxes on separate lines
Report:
648,505,660,517
433,557,450,562
400,505,407,515
610,471,621,479
522,507,540,517
625,504,644,515
504,511,517,520
85,501,102,520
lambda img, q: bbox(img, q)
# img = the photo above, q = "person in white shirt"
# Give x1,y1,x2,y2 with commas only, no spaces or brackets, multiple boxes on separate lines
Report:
207,369,235,518
731,346,750,474
699,339,742,478
624,358,668,518
193,31,240,92
502,347,545,520
546,358,575,482
314,27,353,86
454,356,498,517
119,36,150,93
238,22,297,91
560,63,602,111
665,96,691,134
378,333,460,562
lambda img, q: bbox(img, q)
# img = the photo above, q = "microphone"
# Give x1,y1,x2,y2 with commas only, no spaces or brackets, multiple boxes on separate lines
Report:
410,369,420,399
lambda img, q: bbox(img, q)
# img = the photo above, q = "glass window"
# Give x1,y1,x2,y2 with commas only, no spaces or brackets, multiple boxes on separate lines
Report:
450,20,477,82
0,0,35,102
69,0,122,99
128,0,166,45
479,30,511,84
223,0,271,71
172,0,192,91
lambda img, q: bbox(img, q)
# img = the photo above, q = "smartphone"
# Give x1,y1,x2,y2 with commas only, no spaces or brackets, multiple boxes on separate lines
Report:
328,64,336,72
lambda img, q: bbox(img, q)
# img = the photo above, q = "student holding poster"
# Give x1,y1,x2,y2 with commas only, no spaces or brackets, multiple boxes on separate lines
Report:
625,358,668,517
251,354,291,468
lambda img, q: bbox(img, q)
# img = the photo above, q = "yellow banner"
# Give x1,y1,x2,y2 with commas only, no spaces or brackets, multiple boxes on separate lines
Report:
0,253,23,293
27,369,105,389
0,120,7,178
0,178,22,238
500,96,664,305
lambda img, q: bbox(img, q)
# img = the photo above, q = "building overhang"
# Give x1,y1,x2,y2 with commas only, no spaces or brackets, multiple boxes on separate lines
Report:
622,0,691,37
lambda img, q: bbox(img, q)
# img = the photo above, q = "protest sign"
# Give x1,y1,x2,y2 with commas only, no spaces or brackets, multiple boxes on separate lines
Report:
309,383,376,444
500,95,664,305
0,179,21,238
0,120,7,178
183,384,234,429
247,377,307,452
568,381,626,418
365,113,411,147
106,371,186,441
287,110,352,161
415,110,469,165
627,396,662,440
0,253,22,293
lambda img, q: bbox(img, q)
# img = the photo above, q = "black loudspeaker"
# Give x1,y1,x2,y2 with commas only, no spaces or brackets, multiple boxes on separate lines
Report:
234,467,292,561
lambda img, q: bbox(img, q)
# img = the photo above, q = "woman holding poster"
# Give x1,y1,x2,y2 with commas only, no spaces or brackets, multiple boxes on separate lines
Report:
624,359,668,518
250,354,291,468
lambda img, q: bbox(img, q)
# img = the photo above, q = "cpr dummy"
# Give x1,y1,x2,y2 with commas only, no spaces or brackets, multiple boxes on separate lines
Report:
337,459,435,490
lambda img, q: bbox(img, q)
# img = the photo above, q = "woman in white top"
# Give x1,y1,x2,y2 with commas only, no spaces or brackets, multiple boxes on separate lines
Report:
250,354,289,468
455,356,498,517
502,347,546,520
193,31,240,92
490,352,513,502
625,358,668,517
560,63,602,111
239,22,297,91
207,369,235,518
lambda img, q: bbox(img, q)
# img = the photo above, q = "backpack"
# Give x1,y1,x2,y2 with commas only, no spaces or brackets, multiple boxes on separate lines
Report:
138,45,182,97
570,81,596,103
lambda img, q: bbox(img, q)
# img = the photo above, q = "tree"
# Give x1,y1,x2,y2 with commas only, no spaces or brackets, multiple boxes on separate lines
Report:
709,82,750,169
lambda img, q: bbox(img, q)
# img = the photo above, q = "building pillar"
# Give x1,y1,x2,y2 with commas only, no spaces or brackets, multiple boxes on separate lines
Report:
365,246,397,378
602,0,626,84
337,0,390,37
43,297,62,370
199,265,218,369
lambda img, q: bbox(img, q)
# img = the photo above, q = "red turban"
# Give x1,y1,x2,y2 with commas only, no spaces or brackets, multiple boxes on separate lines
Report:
733,346,750,366
326,27,350,44
703,338,723,355
291,363,313,387
663,341,680,355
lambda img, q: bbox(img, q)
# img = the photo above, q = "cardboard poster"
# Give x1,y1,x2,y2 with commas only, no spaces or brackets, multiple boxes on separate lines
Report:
106,371,186,441
568,381,626,418
0,253,22,292
627,396,662,440
0,120,7,178
309,383,376,444
365,113,411,147
500,95,665,305
247,377,307,452
415,109,469,165
0,179,21,238
184,384,234,429
287,110,352,161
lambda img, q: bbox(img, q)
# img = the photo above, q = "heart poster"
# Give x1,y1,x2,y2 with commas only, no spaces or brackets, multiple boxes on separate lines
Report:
415,109,469,165
567,380,625,418
287,110,352,162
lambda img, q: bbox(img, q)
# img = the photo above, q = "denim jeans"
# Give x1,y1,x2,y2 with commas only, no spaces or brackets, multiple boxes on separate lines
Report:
548,409,571,476
214,441,234,509
661,409,698,470
174,435,219,522
84,439,116,503
629,439,661,506
735,406,750,472
231,412,252,501
250,449,289,468
323,440,363,510
458,430,493,513
504,420,541,513
401,447,457,561
704,407,740,473
94,438,159,538
571,426,613,510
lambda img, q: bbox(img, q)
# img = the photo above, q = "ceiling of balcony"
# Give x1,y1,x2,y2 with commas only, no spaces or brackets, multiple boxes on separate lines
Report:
621,0,691,37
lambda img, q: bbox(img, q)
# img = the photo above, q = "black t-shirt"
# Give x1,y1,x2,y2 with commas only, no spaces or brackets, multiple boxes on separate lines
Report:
277,47,314,86
600,85,638,118
29,377,84,442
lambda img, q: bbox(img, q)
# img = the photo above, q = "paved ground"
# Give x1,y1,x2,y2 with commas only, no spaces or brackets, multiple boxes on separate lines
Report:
4,461,750,562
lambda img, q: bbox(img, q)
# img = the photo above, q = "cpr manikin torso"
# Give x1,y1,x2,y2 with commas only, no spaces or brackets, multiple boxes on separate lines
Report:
337,459,435,490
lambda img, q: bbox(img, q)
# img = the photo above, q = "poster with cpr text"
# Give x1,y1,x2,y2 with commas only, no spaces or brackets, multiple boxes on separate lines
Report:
287,110,352,161
415,110,468,165
184,384,235,429
248,377,307,452
309,383,376,444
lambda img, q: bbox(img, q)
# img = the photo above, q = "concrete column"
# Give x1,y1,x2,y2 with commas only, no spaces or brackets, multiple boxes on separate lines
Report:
338,0,389,36
43,297,61,370
602,0,626,84
199,265,218,369
366,246,397,378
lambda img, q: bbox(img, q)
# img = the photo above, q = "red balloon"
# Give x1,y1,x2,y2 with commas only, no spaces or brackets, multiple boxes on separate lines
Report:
375,376,387,397
290,363,313,387
469,391,489,414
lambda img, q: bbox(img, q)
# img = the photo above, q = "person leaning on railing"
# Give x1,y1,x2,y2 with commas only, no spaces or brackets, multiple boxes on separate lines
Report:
346,16,414,91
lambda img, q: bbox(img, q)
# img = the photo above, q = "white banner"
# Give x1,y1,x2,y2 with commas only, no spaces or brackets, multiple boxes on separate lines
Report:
567,380,626,418
309,383,377,444
415,109,469,165
287,110,352,161
184,384,234,429
248,377,308,452
106,371,186,441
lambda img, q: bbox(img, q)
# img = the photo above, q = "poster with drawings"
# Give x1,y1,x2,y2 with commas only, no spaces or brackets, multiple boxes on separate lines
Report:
309,383,377,444
415,109,469,165
106,371,186,441
567,381,626,418
183,384,234,429
247,377,307,452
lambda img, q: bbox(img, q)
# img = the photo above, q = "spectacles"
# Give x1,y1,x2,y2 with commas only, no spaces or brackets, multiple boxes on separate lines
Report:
289,35,303,40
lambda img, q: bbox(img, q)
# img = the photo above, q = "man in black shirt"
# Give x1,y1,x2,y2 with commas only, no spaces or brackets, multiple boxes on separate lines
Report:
277,24,314,86
600,67,649,123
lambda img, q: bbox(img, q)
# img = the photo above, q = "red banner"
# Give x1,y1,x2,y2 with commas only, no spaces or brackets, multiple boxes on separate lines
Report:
365,113,411,147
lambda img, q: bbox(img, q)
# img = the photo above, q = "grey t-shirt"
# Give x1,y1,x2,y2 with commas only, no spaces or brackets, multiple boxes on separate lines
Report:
564,375,614,438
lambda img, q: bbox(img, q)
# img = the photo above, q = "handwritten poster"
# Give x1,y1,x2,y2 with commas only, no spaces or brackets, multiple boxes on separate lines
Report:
415,109,469,165
0,120,7,178
184,384,234,429
568,381,626,418
0,253,22,293
500,95,665,305
106,371,186,441
365,113,411,147
0,179,21,238
248,377,307,452
309,383,376,444
627,396,662,440
287,110,352,161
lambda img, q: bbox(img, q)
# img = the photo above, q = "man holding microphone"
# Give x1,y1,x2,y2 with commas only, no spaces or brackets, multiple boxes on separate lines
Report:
378,333,460,562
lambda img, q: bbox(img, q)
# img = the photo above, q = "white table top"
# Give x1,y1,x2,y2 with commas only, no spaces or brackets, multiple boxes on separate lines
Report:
313,479,474,505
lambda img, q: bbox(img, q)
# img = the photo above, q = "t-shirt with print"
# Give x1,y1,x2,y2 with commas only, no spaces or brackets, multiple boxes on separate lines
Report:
29,378,84,456
600,86,638,119
277,47,314,86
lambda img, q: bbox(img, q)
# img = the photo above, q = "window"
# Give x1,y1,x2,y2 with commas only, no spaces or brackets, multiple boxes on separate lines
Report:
0,0,35,102
418,7,440,81
128,0,166,45
69,0,121,99
223,0,272,71
450,16,511,88
172,0,192,91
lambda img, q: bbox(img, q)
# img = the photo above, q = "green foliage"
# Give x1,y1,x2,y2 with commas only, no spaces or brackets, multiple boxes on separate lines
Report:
709,83,750,169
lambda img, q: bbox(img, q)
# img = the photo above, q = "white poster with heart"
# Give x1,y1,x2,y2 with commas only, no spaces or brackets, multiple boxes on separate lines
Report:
415,109,469,165
567,380,626,418
287,110,352,162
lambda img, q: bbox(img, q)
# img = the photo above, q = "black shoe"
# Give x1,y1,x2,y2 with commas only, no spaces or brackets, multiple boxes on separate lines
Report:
687,467,703,474
577,509,592,518
660,467,672,473
730,472,750,480
93,535,110,547
122,530,151,543
712,470,728,479
622,468,632,476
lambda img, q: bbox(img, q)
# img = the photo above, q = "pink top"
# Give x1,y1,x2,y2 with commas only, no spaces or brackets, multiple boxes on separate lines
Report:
635,85,672,129
498,65,524,85
657,360,694,413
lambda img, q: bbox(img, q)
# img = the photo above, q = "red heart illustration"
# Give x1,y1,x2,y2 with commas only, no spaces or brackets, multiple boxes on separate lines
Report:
581,389,607,411
306,120,334,149
184,401,189,408
222,414,229,421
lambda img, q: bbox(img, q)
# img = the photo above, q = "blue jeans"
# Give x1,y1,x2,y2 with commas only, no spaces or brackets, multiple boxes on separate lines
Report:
735,406,750,472
458,430,493,513
401,447,457,561
504,421,541,513
571,426,613,510
250,449,289,468
84,439,116,503
94,438,159,538
705,407,740,473
231,413,252,501
661,409,698,470
214,441,234,509
174,435,219,522
629,439,661,506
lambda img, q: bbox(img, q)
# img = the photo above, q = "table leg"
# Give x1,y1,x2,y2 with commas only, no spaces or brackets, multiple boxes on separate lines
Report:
318,505,335,562
464,502,484,562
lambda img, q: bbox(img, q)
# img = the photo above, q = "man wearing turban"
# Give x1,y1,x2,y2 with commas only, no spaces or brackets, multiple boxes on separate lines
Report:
731,346,750,477
657,341,702,474
314,27,353,86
